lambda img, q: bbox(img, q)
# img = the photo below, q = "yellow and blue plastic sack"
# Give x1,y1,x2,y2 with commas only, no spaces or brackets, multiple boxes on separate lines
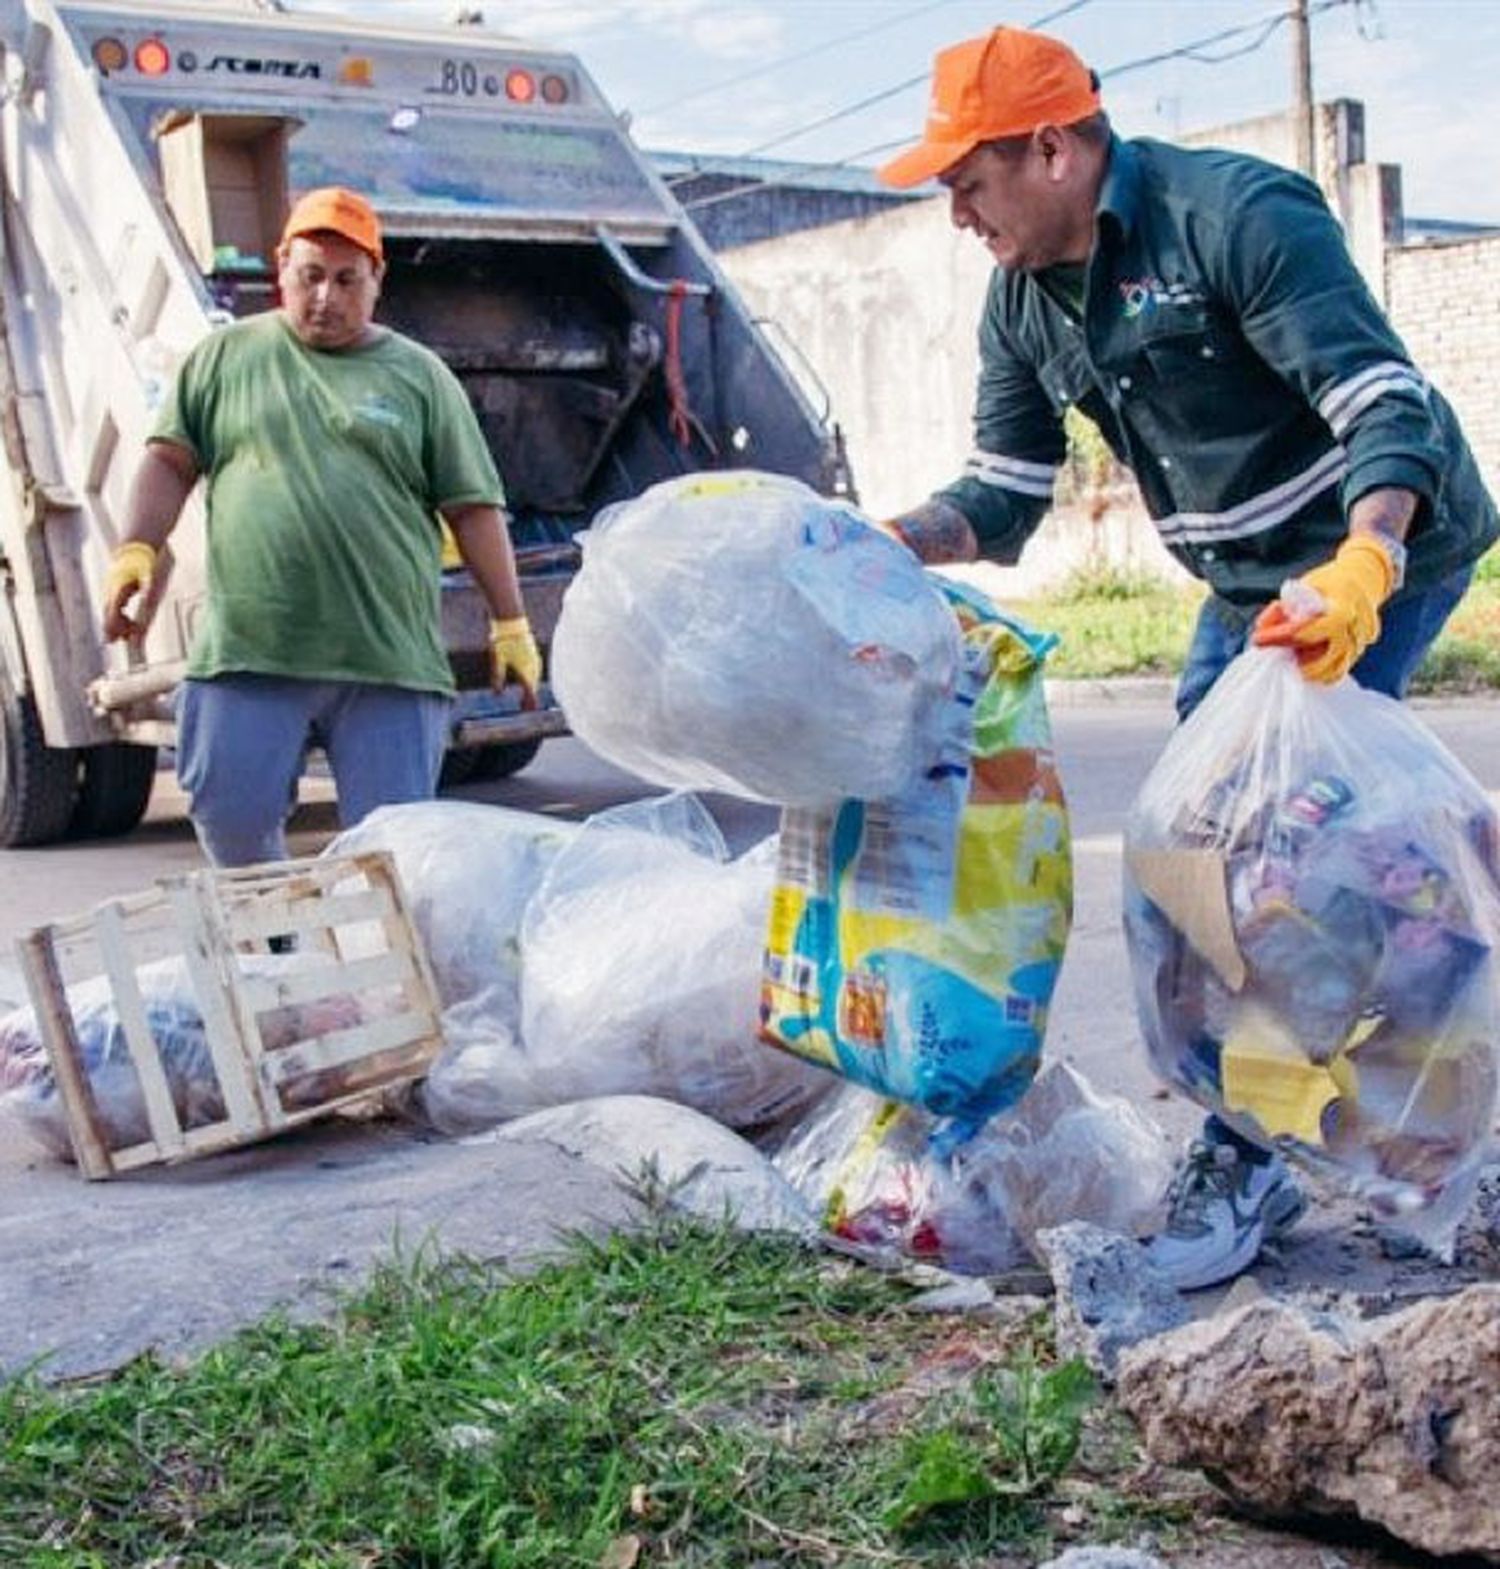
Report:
759,577,1073,1140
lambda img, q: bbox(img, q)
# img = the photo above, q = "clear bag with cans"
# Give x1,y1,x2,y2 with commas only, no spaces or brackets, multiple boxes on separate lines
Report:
1124,646,1500,1249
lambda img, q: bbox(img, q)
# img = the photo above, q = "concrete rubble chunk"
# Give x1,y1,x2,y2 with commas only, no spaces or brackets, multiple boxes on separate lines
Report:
1115,1283,1500,1562
1035,1221,1189,1382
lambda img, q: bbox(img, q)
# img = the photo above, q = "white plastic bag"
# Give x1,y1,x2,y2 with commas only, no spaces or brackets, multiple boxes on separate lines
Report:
324,800,575,1040
1124,646,1500,1248
324,801,580,1134
519,795,828,1128
550,471,960,806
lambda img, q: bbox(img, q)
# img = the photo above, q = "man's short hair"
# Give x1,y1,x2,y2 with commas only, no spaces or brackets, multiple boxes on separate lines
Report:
983,110,1112,161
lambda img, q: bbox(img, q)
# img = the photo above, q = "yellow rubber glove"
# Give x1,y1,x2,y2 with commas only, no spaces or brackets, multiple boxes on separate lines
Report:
1251,532,1398,684
489,615,542,708
102,539,158,641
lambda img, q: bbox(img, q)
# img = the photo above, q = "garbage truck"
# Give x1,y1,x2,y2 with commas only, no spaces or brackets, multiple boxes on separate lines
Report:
0,0,855,846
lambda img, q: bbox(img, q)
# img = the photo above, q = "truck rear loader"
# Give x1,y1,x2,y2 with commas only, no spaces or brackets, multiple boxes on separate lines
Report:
0,0,853,845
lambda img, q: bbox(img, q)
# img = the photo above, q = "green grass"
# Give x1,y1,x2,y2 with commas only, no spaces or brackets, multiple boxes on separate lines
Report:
0,1223,1186,1569
1019,566,1204,680
1014,549,1500,690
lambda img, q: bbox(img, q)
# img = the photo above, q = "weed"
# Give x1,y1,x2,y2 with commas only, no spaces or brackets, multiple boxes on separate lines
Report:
886,1357,1097,1530
0,1224,1122,1568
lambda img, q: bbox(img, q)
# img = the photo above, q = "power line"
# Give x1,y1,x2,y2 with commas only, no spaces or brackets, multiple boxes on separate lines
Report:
734,0,1095,161
638,0,962,123
1099,0,1351,80
679,0,1356,215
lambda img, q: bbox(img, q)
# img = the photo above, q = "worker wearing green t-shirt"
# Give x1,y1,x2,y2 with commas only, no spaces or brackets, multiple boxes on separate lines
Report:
101,187,541,866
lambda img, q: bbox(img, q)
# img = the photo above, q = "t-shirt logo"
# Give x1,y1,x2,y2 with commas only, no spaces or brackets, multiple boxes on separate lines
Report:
353,393,404,429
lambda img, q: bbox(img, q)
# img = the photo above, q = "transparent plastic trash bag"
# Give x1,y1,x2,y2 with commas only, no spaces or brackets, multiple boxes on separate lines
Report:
325,800,575,1041
0,954,389,1160
518,795,829,1130
771,1063,1171,1275
324,801,580,1133
550,471,961,807
1124,646,1500,1249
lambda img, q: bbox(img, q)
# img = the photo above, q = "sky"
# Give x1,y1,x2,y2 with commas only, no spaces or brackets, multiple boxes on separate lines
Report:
284,0,1500,224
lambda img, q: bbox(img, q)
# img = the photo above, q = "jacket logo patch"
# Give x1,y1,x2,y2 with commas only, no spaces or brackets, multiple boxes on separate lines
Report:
1118,276,1205,320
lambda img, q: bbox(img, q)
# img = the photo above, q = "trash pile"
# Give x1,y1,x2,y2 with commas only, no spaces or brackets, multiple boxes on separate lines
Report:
771,1064,1172,1275
1,470,1163,1278
1125,646,1500,1249
329,793,828,1135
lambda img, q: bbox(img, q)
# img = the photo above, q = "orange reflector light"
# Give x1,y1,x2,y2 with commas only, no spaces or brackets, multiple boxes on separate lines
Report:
541,73,568,104
134,38,170,75
339,56,374,87
504,68,536,103
91,36,128,73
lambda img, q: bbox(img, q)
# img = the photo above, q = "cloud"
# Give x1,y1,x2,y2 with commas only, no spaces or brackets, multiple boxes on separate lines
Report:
293,0,779,57
685,9,782,60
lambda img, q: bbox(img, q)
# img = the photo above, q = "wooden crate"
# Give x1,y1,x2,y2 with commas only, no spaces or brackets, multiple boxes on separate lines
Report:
15,852,444,1179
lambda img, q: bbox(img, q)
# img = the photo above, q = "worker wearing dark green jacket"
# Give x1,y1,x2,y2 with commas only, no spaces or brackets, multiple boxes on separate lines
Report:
878,24,1499,1290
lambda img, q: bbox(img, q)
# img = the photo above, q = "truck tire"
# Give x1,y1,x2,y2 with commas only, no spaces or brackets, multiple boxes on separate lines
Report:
468,737,543,781
437,737,544,789
436,747,480,789
68,742,158,840
0,675,80,847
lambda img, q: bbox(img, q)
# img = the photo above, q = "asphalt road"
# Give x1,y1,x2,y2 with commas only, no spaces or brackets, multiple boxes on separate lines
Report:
1,687,1497,1376
10,684,1498,1123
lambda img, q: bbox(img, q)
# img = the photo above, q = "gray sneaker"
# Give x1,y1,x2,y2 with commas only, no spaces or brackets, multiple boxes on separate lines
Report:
1143,1138,1306,1291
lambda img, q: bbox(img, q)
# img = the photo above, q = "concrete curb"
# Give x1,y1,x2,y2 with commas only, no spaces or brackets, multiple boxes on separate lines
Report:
1044,676,1176,707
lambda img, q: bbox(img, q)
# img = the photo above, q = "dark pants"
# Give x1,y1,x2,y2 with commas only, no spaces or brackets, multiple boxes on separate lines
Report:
1175,561,1476,723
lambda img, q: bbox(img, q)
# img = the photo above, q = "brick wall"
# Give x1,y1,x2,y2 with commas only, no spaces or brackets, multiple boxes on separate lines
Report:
1385,235,1500,492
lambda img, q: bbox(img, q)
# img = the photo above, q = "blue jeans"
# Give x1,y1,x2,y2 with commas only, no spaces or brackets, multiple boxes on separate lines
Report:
1173,561,1475,1162
1175,561,1477,722
178,675,451,867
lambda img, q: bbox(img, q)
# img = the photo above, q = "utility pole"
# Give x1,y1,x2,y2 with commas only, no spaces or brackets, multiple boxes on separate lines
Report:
1291,0,1316,179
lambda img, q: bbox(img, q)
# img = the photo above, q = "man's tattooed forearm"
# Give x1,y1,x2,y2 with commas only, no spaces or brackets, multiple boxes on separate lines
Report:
888,499,978,565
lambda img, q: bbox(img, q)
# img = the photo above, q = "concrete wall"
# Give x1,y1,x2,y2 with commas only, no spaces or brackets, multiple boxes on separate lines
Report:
1180,99,1399,298
1386,233,1500,492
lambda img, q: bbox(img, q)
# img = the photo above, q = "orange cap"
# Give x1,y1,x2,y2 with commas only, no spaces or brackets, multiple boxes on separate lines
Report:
279,185,383,263
877,27,1100,189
